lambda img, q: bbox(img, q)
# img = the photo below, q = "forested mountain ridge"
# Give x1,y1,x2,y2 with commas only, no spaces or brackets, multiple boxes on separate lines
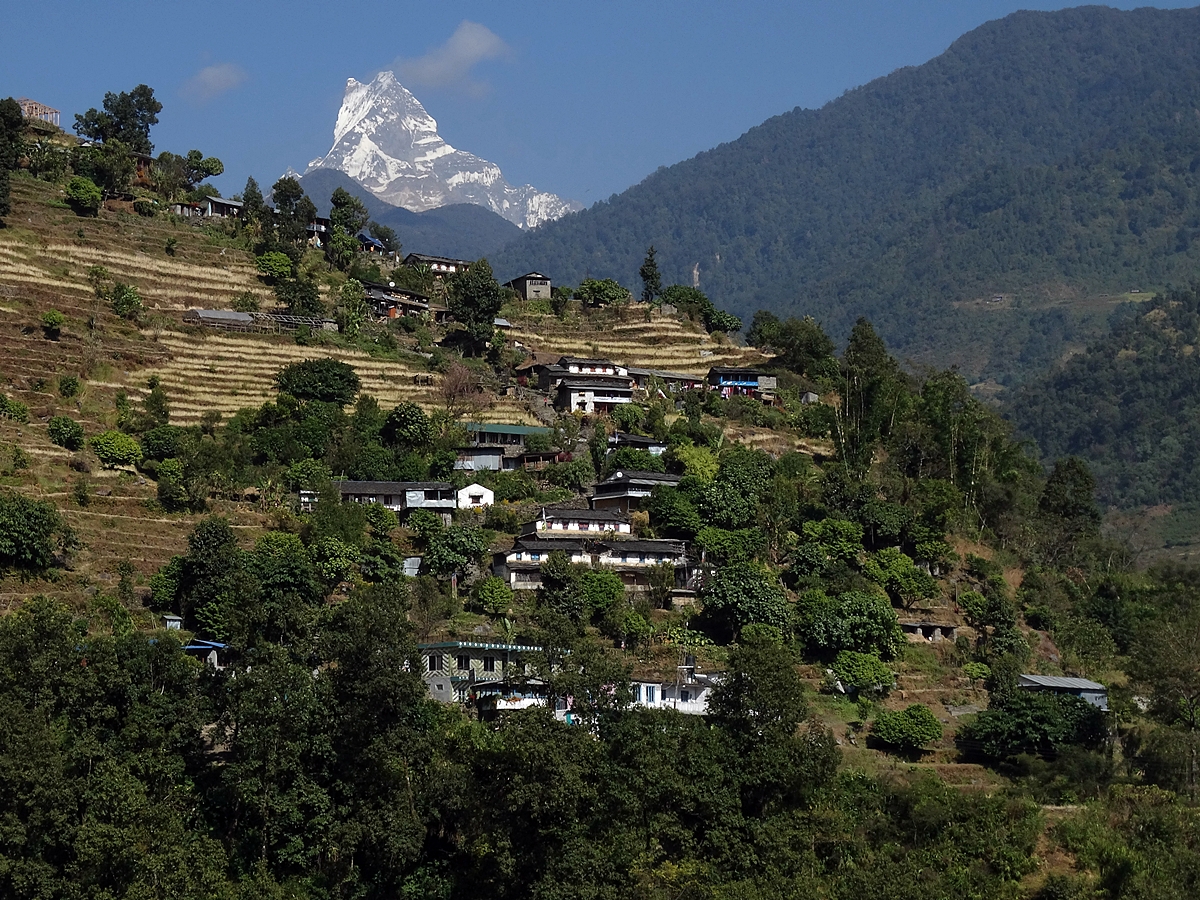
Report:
1007,284,1200,509
298,168,522,260
492,5,1200,383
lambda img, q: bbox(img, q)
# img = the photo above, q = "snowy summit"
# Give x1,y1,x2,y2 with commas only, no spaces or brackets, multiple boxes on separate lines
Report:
305,72,580,229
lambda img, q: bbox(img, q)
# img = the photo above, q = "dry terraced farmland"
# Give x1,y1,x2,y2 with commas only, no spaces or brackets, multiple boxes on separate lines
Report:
507,308,769,374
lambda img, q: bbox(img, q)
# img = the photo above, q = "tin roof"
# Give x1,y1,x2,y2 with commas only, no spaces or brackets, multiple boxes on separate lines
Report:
1018,674,1106,691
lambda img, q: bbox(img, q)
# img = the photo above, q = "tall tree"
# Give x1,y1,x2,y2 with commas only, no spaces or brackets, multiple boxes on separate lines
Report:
270,176,315,252
73,84,162,155
639,245,662,303
0,97,22,220
447,258,503,355
329,187,369,236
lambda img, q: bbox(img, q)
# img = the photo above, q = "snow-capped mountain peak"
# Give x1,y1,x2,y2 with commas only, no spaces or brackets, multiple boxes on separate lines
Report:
305,72,579,229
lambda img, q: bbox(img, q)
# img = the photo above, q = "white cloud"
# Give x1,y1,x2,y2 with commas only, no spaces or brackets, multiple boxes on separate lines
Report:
181,63,248,104
394,21,510,95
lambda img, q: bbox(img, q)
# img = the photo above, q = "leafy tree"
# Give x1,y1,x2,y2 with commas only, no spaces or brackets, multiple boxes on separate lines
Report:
241,176,268,240
65,176,102,215
872,704,943,752
862,546,938,609
270,176,316,250
91,139,135,194
795,589,904,659
274,359,361,405
40,310,65,340
701,562,789,638
425,525,488,578
336,278,368,337
639,245,662,303
89,430,143,467
381,401,432,448
109,282,143,321
73,84,162,154
958,691,1107,762
580,570,625,619
0,491,72,575
538,551,585,622
255,251,293,283
575,278,630,307
447,258,503,355
276,276,324,317
329,187,370,236
832,650,894,694
368,221,400,254
0,97,23,221
476,575,513,615
47,416,84,451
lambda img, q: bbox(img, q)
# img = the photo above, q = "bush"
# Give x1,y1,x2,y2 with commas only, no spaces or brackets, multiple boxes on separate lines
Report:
0,490,72,574
872,704,943,752
957,692,1107,762
133,197,156,217
89,430,143,467
475,575,514,615
155,458,190,511
832,650,894,694
65,176,102,215
0,396,29,424
41,310,65,340
140,425,183,461
47,416,84,451
58,375,80,399
275,359,361,405
231,290,261,312
110,282,143,321
255,251,294,283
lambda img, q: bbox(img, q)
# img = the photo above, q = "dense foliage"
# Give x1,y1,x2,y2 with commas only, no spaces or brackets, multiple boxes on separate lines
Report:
1008,284,1200,508
493,5,1200,382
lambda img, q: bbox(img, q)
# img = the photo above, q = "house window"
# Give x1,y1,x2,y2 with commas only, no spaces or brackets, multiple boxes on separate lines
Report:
428,654,443,673
681,690,691,703
470,494,483,505
645,685,656,703
531,553,541,561
633,684,642,702
483,656,496,673
456,655,470,671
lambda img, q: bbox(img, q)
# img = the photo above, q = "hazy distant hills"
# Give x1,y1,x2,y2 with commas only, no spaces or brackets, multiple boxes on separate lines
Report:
297,168,521,261
492,5,1200,383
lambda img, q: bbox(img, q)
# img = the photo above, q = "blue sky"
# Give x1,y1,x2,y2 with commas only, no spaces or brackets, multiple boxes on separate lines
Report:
3,1,1193,206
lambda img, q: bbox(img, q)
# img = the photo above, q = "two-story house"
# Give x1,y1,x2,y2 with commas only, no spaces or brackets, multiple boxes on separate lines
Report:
626,367,705,394
321,480,457,524
503,272,552,300
590,470,683,513
554,377,634,415
520,508,633,538
402,252,473,275
494,536,690,592
419,640,542,703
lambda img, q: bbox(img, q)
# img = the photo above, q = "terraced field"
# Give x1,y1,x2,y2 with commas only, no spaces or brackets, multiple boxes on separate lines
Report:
508,308,768,374
125,330,542,426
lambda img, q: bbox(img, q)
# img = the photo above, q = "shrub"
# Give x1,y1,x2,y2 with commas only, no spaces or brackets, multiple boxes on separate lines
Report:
41,310,66,340
155,458,190,511
110,283,143,321
164,236,177,256
0,396,29,424
957,692,1107,762
140,425,183,461
58,375,80,399
0,490,72,574
65,176,102,215
133,197,156,217
475,575,514,615
231,290,261,312
89,430,143,467
47,416,84,451
872,704,944,752
275,358,361,405
832,650,894,694
963,661,992,685
255,251,294,283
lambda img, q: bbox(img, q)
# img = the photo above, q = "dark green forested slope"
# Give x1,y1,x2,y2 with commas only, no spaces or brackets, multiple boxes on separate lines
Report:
1007,284,1200,508
493,5,1200,382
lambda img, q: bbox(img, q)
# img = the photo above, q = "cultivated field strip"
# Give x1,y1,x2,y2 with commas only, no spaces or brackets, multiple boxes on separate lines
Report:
509,314,767,373
125,331,542,425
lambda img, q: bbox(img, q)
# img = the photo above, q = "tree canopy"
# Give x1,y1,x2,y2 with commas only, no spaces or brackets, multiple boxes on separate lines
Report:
73,84,162,155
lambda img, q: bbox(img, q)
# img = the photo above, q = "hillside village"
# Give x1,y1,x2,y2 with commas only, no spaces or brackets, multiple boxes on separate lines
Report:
2,82,1200,899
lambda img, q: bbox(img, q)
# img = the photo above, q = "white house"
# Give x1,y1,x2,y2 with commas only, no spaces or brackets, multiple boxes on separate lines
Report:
458,482,495,510
520,508,632,538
